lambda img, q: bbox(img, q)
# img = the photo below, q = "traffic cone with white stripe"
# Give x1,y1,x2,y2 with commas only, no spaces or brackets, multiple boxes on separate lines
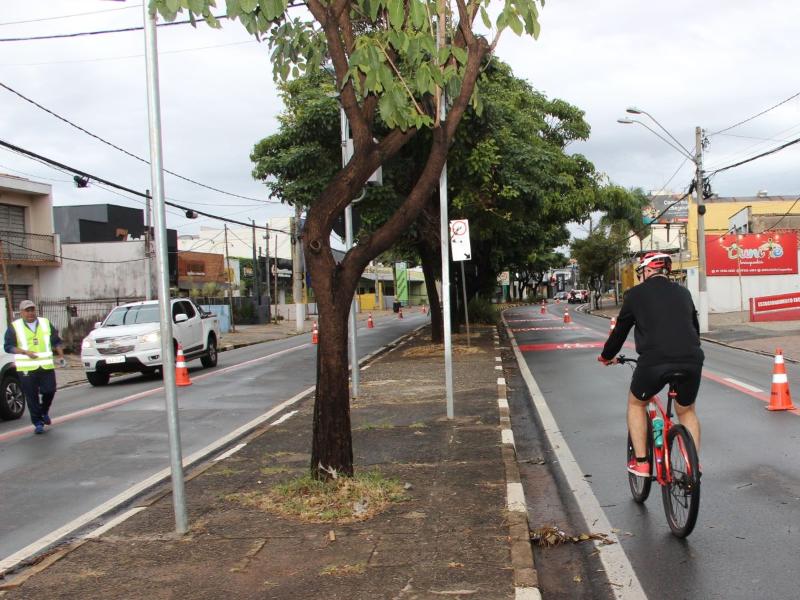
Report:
311,321,319,345
540,300,546,315
367,314,374,328
609,317,617,333
398,307,404,319
175,344,192,387
563,309,571,324
767,348,795,411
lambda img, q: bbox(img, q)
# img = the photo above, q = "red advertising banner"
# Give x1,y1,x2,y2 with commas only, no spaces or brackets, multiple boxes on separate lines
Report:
705,233,798,276
749,292,800,322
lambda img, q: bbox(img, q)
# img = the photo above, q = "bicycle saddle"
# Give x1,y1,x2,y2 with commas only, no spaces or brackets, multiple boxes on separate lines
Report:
661,370,690,384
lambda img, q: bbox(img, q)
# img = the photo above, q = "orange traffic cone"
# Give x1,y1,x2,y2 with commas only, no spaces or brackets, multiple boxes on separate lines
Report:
398,307,404,319
311,321,319,345
422,304,427,314
563,309,571,324
609,317,617,333
175,344,192,387
767,349,795,411
367,314,374,328
540,300,546,315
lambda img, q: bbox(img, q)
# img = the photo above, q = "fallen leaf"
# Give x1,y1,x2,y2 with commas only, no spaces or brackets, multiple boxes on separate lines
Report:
573,575,583,583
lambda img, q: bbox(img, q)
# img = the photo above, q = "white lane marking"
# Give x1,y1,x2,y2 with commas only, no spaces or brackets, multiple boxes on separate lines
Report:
506,482,526,512
498,398,509,410
723,377,763,393
501,429,515,446
497,377,506,386
213,443,247,462
0,385,315,576
361,365,371,371
495,365,503,371
270,410,298,426
515,588,542,600
503,313,647,600
495,356,502,362
82,507,146,540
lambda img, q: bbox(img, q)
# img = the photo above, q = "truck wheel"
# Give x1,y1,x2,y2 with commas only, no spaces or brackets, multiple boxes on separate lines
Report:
87,370,110,387
0,373,25,420
201,336,218,368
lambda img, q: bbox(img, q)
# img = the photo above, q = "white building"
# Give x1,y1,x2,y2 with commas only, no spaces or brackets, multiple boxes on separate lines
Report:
177,217,293,261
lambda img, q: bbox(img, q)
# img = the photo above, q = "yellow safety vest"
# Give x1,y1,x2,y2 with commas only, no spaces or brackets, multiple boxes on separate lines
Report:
12,318,54,372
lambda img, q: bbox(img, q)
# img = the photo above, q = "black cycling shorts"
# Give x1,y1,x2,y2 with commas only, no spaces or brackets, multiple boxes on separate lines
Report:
630,362,703,406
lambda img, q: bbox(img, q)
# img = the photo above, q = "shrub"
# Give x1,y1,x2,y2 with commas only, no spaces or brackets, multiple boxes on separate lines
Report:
468,297,499,324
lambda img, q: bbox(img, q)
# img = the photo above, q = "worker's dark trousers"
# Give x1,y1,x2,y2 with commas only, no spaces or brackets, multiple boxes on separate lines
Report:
20,368,56,425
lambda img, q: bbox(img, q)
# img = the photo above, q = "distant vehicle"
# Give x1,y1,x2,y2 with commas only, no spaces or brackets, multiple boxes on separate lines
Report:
81,299,221,386
569,289,589,304
554,291,570,301
0,356,24,421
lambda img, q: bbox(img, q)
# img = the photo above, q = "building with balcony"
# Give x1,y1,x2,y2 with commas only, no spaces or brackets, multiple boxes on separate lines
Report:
0,174,61,306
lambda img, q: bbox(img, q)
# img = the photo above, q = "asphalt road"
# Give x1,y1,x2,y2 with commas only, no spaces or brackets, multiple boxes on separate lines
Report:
0,312,427,569
505,303,799,600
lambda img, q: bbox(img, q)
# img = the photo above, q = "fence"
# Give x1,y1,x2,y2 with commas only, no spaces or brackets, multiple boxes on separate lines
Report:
32,296,143,352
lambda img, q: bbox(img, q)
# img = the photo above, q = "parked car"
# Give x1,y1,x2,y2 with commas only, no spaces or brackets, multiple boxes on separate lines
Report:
553,291,570,301
81,299,221,386
0,355,24,421
568,289,589,304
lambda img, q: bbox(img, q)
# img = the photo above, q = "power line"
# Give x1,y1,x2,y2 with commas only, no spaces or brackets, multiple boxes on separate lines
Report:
708,135,800,175
0,138,291,235
708,91,800,136
0,15,226,43
0,5,141,27
1,236,146,264
0,81,276,204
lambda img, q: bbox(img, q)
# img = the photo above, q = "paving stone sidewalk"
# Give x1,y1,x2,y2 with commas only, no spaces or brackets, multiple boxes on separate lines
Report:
2,325,526,599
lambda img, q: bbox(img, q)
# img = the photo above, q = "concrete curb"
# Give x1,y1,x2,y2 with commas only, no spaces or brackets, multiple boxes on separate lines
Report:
493,328,541,600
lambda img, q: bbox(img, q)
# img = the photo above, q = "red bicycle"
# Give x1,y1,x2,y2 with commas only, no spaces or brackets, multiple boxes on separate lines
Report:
617,355,701,538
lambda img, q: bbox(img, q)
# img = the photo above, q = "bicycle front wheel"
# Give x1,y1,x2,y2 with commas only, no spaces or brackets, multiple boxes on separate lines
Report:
626,418,653,503
661,424,701,538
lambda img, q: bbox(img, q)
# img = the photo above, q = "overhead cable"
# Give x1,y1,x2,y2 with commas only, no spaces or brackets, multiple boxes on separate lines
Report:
0,4,141,27
0,138,290,235
709,91,800,136
708,135,800,175
0,81,275,204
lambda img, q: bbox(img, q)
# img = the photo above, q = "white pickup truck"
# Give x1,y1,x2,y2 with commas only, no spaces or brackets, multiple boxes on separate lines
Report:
81,299,221,386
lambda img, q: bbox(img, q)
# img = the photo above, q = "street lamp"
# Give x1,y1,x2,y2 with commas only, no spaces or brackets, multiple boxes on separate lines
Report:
618,109,709,333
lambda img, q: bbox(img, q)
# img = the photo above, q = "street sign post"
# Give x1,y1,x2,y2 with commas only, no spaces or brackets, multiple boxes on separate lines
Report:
449,219,472,261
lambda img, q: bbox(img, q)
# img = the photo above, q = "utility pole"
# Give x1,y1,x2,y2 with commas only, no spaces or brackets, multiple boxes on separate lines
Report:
142,2,186,534
292,204,305,332
695,126,709,333
224,224,236,333
273,233,279,322
264,225,271,321
251,219,260,312
0,241,13,325
144,190,152,300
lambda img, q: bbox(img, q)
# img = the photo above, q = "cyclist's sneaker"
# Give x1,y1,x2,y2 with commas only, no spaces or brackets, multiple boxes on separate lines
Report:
627,458,650,477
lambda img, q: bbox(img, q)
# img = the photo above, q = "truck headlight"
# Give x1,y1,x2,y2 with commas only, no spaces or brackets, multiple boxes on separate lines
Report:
138,331,160,344
81,337,94,350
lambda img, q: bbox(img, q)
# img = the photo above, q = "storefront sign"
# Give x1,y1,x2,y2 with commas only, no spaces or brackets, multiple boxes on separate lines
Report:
705,233,798,276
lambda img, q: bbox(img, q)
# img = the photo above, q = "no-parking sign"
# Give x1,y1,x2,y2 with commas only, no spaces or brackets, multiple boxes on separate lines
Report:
449,219,471,261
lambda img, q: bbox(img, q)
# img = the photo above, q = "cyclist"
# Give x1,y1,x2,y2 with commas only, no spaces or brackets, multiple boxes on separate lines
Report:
597,252,704,477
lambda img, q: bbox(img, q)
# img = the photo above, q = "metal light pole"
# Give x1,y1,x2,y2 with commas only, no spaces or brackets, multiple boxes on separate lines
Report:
142,2,187,534
339,107,360,400
292,203,305,332
618,108,709,332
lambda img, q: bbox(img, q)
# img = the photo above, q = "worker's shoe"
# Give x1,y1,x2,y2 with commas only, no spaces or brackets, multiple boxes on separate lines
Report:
627,458,650,477
42,414,51,426
33,423,45,435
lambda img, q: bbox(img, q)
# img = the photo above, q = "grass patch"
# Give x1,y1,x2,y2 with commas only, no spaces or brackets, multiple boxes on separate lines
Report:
229,470,409,523
354,422,395,431
259,466,291,476
409,422,427,428
211,466,242,477
320,563,366,577
403,344,483,358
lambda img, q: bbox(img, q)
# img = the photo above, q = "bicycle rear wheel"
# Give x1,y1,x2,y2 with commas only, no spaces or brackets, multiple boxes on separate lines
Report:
627,418,653,503
661,424,701,538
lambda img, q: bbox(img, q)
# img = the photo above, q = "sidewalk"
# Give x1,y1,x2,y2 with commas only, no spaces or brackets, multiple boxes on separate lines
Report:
55,309,399,389
589,303,800,362
2,324,534,599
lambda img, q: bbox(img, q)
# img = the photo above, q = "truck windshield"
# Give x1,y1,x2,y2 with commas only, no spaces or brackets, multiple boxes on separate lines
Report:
104,305,160,326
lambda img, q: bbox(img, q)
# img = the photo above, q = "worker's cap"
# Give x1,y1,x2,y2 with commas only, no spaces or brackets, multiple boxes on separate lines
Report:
18,300,36,311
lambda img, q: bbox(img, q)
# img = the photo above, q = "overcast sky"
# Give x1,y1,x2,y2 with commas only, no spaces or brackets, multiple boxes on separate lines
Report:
2,1,799,239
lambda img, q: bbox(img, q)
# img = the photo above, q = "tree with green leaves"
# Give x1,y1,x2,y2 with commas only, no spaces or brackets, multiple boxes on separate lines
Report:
154,0,545,479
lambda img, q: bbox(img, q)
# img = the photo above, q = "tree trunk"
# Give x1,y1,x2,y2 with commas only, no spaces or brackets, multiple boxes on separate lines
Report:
418,240,443,343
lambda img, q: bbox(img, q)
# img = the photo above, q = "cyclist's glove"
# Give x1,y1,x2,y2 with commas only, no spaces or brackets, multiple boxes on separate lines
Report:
597,355,614,366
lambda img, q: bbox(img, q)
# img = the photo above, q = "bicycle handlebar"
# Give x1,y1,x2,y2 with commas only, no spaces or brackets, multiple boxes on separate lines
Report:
616,354,638,365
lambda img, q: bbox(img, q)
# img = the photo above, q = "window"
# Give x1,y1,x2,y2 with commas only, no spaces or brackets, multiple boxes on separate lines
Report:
0,204,25,233
180,300,196,320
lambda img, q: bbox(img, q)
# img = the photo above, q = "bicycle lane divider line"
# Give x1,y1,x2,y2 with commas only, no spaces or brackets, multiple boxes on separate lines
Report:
501,311,647,600
0,342,311,444
703,369,800,415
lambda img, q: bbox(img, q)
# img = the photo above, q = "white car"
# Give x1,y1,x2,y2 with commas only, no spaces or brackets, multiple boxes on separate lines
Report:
81,299,221,386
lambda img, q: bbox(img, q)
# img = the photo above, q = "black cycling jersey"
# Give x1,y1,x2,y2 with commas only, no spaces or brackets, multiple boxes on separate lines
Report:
601,275,704,367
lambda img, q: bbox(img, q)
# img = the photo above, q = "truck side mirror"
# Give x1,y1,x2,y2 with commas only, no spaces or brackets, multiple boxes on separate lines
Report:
174,313,189,323
94,322,102,329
